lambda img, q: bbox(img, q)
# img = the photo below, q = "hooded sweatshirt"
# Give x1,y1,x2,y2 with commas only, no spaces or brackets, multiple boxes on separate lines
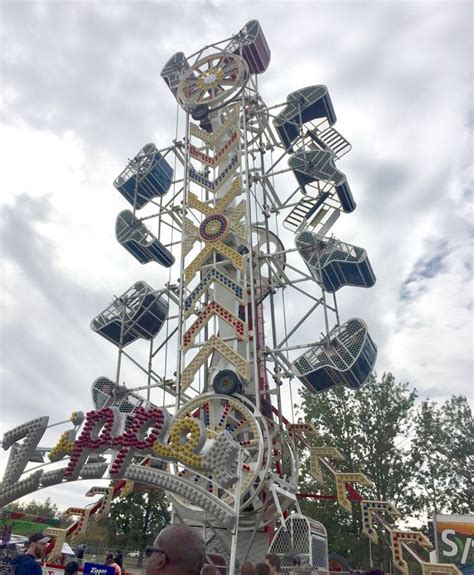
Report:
11,554,42,575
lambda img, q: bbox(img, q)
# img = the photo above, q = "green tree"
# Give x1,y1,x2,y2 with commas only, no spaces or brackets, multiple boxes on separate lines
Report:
410,395,473,516
7,497,60,519
298,372,417,570
105,487,170,564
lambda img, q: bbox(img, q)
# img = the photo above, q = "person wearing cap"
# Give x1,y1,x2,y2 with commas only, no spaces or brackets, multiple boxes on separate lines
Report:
12,533,51,575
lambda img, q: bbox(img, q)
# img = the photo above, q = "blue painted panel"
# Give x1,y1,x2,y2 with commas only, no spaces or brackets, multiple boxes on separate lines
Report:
301,369,337,393
292,168,314,189
114,145,173,210
300,334,377,392
289,149,356,213
116,210,175,268
120,237,175,268
99,321,137,347
335,182,356,212
274,86,336,151
339,259,376,289
291,318,377,393
129,292,168,340
91,283,169,348
296,232,376,292
83,563,115,575
319,258,376,292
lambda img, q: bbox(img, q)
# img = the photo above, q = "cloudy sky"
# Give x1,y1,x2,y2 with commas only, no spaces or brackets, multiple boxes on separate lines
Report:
0,0,472,510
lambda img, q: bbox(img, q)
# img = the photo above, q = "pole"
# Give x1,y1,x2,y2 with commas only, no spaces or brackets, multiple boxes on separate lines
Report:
228,449,243,575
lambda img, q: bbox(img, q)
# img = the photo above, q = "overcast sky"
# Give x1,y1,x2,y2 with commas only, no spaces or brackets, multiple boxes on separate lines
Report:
0,0,472,511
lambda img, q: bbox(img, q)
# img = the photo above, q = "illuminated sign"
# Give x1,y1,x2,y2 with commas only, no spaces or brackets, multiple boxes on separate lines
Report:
0,406,239,509
434,514,474,568
83,563,115,575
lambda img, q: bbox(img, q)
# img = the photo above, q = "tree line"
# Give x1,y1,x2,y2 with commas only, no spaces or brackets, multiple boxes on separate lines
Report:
297,372,473,569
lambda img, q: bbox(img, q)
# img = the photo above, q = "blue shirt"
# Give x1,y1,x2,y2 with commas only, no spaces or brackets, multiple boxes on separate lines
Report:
12,554,42,575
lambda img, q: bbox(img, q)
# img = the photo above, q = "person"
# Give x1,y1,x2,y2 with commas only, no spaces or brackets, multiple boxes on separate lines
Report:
265,555,280,575
114,551,123,569
145,525,205,575
255,564,270,575
240,562,255,575
200,566,219,575
12,533,51,575
75,544,86,567
64,561,79,575
106,555,122,575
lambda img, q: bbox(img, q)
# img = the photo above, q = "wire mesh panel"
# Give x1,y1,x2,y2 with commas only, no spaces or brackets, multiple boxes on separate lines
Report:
91,377,150,417
295,231,376,292
91,376,117,409
291,517,310,556
268,514,328,573
291,318,377,392
161,52,191,97
116,210,175,267
227,20,271,74
90,281,169,347
289,149,355,213
113,143,173,209
311,535,329,571
273,86,336,151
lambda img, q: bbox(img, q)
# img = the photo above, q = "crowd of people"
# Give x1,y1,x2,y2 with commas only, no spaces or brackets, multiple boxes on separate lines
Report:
145,525,290,575
11,526,383,575
10,527,283,575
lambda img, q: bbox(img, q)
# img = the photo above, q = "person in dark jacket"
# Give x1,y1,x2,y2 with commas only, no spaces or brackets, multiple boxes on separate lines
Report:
64,561,79,575
12,533,51,575
114,551,123,569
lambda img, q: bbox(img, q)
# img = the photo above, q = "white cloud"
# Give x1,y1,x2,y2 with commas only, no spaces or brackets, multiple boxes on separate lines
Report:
0,1,471,512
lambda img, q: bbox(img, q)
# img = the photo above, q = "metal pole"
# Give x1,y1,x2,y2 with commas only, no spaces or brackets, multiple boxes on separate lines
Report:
175,110,191,412
241,90,261,412
228,449,243,575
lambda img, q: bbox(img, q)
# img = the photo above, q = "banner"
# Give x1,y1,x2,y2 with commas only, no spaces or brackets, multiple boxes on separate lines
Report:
9,520,56,536
434,514,474,572
83,562,115,575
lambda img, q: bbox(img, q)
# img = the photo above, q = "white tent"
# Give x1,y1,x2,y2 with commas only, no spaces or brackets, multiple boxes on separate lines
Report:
61,542,75,556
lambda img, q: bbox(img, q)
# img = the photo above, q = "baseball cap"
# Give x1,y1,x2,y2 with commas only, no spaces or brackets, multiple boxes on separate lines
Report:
28,533,51,545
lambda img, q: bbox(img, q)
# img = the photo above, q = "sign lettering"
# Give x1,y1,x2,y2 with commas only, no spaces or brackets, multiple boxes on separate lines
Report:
0,406,239,507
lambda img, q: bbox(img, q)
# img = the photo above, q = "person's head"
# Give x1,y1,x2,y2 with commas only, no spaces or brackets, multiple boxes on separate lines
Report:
27,533,51,559
288,555,300,567
255,564,270,575
200,566,219,575
116,551,122,556
64,561,79,575
145,525,205,575
240,562,256,575
106,558,114,566
265,554,280,575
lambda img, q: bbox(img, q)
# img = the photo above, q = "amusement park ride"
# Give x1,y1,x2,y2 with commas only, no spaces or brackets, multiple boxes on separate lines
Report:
0,20,461,575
